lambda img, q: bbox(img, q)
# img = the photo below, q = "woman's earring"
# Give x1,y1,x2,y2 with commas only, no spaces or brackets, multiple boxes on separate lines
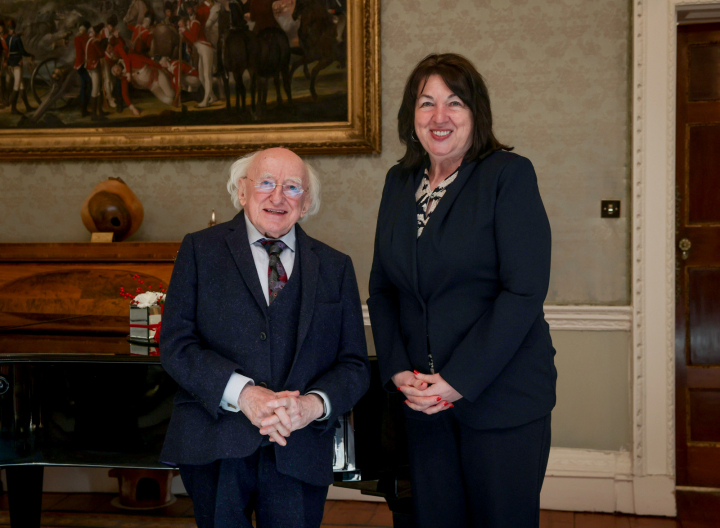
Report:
411,130,419,142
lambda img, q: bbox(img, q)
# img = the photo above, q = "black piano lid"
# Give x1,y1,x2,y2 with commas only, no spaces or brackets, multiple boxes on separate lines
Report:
0,312,161,364
0,334,162,364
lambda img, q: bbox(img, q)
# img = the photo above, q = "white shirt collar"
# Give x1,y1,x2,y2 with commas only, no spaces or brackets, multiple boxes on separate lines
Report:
244,212,296,252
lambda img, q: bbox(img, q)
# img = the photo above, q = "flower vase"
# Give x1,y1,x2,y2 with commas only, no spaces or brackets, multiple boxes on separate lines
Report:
129,305,162,342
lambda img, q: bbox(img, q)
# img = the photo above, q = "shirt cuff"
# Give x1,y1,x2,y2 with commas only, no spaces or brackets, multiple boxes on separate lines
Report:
306,390,331,421
220,372,253,412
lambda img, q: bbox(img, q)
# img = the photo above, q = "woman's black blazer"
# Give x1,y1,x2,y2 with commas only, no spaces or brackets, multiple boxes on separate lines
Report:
368,151,557,430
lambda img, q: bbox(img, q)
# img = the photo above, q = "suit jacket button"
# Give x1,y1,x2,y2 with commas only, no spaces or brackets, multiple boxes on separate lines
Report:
259,382,267,388
260,332,267,341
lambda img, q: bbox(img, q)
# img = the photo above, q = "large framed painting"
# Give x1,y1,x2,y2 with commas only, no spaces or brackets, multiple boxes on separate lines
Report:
0,0,380,159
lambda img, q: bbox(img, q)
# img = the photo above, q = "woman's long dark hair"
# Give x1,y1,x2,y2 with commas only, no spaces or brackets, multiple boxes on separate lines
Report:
397,53,512,169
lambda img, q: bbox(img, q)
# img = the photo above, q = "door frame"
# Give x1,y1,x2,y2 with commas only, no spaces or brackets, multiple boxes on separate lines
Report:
631,0,720,514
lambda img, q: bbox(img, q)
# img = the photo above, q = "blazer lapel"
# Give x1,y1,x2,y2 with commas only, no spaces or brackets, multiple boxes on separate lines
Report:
225,211,268,312
388,166,424,304
293,224,318,356
421,159,479,233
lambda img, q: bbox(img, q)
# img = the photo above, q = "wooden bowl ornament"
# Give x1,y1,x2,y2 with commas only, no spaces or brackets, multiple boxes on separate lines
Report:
81,177,144,242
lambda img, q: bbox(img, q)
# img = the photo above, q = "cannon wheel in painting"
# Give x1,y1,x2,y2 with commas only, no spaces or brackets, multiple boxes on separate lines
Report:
31,58,80,111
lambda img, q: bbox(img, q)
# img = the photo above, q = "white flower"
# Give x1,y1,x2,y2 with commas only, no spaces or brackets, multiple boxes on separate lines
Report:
133,291,165,308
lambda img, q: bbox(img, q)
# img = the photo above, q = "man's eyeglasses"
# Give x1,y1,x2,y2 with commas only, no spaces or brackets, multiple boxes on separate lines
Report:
245,177,306,198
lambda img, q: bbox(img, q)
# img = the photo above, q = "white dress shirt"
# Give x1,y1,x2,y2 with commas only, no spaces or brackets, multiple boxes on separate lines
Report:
219,214,331,420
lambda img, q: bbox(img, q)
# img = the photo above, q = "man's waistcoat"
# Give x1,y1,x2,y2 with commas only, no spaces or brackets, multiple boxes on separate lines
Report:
265,263,301,391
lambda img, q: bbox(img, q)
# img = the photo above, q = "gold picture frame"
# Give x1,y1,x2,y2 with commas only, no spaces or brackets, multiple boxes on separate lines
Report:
0,0,380,160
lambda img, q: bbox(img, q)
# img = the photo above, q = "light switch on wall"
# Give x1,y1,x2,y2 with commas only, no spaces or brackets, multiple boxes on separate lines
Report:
601,200,621,218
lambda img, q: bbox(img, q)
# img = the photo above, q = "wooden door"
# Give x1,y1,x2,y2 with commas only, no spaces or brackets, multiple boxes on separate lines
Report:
676,23,720,488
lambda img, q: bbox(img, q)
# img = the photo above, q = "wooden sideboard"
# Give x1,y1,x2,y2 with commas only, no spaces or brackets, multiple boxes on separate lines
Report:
0,243,181,334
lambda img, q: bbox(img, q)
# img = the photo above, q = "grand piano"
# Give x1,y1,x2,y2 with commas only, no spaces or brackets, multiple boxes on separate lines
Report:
0,243,413,527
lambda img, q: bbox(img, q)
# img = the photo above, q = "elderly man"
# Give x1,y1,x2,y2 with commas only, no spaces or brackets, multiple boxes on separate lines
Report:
160,148,370,528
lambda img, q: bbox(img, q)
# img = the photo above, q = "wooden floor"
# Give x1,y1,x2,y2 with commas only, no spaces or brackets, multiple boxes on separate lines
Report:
0,491,718,527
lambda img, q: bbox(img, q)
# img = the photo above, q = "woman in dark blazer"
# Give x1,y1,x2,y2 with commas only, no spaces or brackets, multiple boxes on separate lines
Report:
368,54,557,528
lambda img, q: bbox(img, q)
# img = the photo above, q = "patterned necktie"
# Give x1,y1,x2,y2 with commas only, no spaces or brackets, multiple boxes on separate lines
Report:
260,239,288,304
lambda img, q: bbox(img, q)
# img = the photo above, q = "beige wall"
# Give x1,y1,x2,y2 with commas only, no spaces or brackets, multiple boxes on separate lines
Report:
0,0,633,450
550,330,631,451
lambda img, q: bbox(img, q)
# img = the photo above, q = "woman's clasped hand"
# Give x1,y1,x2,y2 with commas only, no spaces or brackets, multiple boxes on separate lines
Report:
393,370,462,414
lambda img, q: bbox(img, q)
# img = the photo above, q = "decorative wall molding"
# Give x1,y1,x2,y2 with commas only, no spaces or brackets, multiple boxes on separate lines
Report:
361,305,632,332
632,0,647,478
546,448,632,479
542,448,634,514
542,448,674,515
665,0,681,483
632,0,680,485
543,306,633,332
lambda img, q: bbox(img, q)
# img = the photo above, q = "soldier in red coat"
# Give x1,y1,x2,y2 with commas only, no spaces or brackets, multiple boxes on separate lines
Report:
111,53,175,114
196,0,213,27
181,3,206,40
74,21,92,117
85,24,107,120
159,55,201,95
98,14,119,108
127,15,154,55
178,11,216,108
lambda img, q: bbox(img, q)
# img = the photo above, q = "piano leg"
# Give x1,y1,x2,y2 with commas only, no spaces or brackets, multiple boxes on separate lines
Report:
385,497,415,528
392,511,415,528
6,465,43,528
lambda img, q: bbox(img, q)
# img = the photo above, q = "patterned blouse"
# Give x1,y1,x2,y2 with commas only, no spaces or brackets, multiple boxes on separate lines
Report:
415,168,459,237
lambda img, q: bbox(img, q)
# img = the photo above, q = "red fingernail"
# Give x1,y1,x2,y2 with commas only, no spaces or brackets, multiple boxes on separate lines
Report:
397,387,402,391
449,404,454,408
444,401,449,406
404,400,409,404
413,370,419,375
436,397,441,401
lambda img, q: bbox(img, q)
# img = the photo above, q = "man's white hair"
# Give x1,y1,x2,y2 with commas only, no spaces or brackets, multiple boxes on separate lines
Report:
226,150,321,221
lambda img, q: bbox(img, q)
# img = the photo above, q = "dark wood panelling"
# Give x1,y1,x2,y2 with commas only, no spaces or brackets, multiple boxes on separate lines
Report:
688,43,720,101
688,367,720,389
688,126,720,224
688,389,720,441
676,23,720,488
688,269,720,365
686,445,720,488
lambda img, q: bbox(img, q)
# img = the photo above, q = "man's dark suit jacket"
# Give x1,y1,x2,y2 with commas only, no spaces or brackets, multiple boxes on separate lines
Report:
368,151,557,430
160,212,370,487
